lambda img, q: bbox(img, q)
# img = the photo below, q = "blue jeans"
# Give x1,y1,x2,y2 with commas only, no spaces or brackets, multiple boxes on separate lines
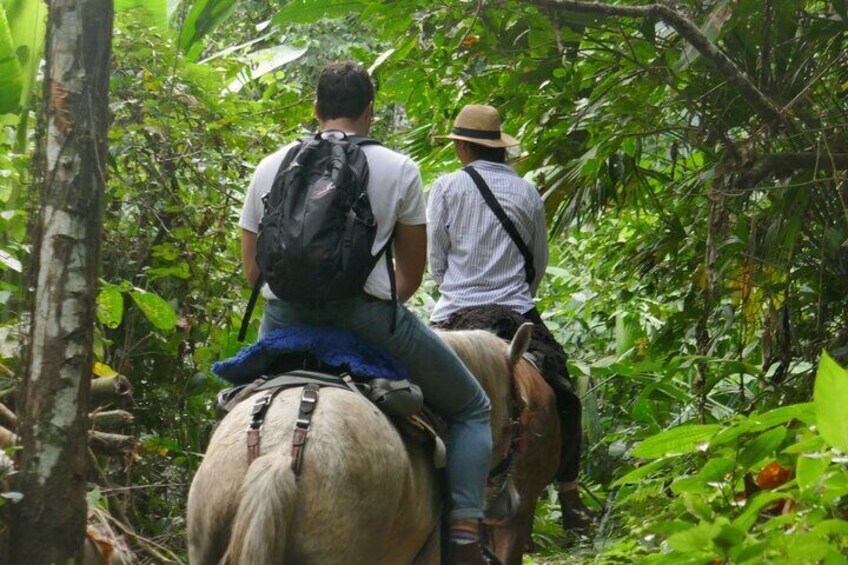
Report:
261,297,492,520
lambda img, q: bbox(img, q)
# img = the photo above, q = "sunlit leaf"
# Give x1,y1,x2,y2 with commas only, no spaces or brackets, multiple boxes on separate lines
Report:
814,351,848,453
631,424,723,459
796,455,830,493
612,457,674,486
226,44,308,93
115,0,169,30
737,427,786,470
0,6,22,113
96,285,124,329
92,362,118,379
130,288,177,331
178,0,237,60
3,0,46,110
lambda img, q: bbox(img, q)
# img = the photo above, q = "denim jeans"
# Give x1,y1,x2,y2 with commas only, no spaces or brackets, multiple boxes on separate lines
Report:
261,297,492,520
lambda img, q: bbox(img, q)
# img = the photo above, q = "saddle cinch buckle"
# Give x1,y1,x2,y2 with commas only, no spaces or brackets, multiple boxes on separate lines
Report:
295,386,319,428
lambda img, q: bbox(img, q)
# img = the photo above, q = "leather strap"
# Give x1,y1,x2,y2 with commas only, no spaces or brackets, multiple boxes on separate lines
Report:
488,354,526,482
463,166,536,286
291,384,320,477
238,273,264,342
246,389,279,464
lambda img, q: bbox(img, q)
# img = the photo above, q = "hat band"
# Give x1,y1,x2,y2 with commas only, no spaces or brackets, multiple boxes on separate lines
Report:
451,126,501,140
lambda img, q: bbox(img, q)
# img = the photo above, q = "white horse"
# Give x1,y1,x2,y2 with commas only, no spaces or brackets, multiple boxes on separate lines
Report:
187,324,557,564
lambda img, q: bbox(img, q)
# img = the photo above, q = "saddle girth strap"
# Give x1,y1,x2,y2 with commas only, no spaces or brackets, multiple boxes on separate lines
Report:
247,387,285,465
291,384,320,477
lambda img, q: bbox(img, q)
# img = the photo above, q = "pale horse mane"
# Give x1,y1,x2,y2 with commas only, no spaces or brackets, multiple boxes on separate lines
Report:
187,325,532,565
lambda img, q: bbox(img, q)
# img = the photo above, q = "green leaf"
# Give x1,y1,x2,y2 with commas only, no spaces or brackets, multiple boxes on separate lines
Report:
747,402,816,431
272,0,368,25
0,6,22,113
115,0,169,30
697,457,735,481
631,424,723,459
611,456,673,486
814,351,848,452
96,285,124,329
666,520,722,553
178,0,238,60
130,288,177,331
226,44,308,93
796,455,830,493
738,427,787,470
732,491,787,532
4,0,46,110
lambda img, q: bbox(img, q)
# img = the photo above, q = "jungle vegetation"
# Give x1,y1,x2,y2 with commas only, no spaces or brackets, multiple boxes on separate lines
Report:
1,0,847,562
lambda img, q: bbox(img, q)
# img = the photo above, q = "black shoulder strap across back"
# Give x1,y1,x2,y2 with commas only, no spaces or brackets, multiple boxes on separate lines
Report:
463,166,536,286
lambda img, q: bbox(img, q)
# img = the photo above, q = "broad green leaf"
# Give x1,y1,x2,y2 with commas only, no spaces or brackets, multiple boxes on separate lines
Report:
813,519,848,538
738,427,787,470
631,424,723,459
732,491,788,532
178,0,237,60
611,456,673,486
783,434,826,454
697,457,735,481
747,402,816,431
115,0,168,30
0,6,22,113
615,312,644,355
96,285,124,329
814,352,848,452
824,549,848,565
796,455,830,493
273,0,368,25
666,520,722,553
671,476,711,495
130,288,177,331
4,0,46,110
226,44,308,93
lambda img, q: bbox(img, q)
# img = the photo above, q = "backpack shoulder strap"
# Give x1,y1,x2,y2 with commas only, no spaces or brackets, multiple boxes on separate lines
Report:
463,166,536,286
348,136,383,147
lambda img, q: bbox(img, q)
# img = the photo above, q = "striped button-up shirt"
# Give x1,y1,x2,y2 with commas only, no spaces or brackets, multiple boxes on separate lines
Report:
427,160,549,322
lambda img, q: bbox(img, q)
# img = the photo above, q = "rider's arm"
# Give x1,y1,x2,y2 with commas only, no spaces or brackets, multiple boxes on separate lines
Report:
241,229,260,286
393,222,427,304
426,181,449,285
530,196,549,295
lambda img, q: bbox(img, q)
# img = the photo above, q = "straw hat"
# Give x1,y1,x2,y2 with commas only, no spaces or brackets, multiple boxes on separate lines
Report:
437,104,519,148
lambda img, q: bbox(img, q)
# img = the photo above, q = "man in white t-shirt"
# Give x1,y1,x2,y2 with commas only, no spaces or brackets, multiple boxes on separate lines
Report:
239,62,495,564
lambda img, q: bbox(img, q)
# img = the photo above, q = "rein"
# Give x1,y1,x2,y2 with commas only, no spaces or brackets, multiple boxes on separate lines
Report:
487,352,526,486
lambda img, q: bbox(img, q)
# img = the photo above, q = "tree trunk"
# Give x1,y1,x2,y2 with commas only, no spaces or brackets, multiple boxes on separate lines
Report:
10,0,113,562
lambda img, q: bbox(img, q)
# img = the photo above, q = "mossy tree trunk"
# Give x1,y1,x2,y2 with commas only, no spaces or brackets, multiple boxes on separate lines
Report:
10,0,113,562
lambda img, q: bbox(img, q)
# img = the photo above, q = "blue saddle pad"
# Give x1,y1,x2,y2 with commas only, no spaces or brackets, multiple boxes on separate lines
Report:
213,324,410,386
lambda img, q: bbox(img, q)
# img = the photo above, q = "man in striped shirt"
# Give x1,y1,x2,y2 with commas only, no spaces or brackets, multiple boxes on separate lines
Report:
428,104,595,531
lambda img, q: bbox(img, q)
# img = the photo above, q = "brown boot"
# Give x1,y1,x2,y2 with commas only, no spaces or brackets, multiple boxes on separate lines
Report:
559,489,597,532
447,541,499,565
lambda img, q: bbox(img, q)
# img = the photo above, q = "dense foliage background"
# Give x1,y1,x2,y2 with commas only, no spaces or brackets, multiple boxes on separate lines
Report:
1,0,847,562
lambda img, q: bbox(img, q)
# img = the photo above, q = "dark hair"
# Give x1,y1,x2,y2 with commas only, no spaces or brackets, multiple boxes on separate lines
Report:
466,142,507,164
316,62,375,120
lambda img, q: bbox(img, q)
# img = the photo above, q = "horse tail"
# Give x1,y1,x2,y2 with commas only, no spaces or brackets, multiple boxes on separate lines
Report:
223,452,297,564
508,322,534,367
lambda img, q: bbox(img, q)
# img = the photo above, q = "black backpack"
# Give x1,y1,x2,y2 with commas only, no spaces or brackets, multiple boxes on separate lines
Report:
238,131,395,341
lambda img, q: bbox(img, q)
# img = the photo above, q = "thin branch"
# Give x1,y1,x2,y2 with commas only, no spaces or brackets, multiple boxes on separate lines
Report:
531,0,791,129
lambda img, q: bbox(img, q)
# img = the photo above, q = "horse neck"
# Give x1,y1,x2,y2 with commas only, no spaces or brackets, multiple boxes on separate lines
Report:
438,331,513,448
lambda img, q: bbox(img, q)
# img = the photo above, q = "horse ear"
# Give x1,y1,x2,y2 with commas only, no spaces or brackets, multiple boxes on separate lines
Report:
507,322,534,367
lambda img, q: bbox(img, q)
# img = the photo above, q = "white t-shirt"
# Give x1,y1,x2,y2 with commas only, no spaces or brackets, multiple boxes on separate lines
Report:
239,137,427,300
